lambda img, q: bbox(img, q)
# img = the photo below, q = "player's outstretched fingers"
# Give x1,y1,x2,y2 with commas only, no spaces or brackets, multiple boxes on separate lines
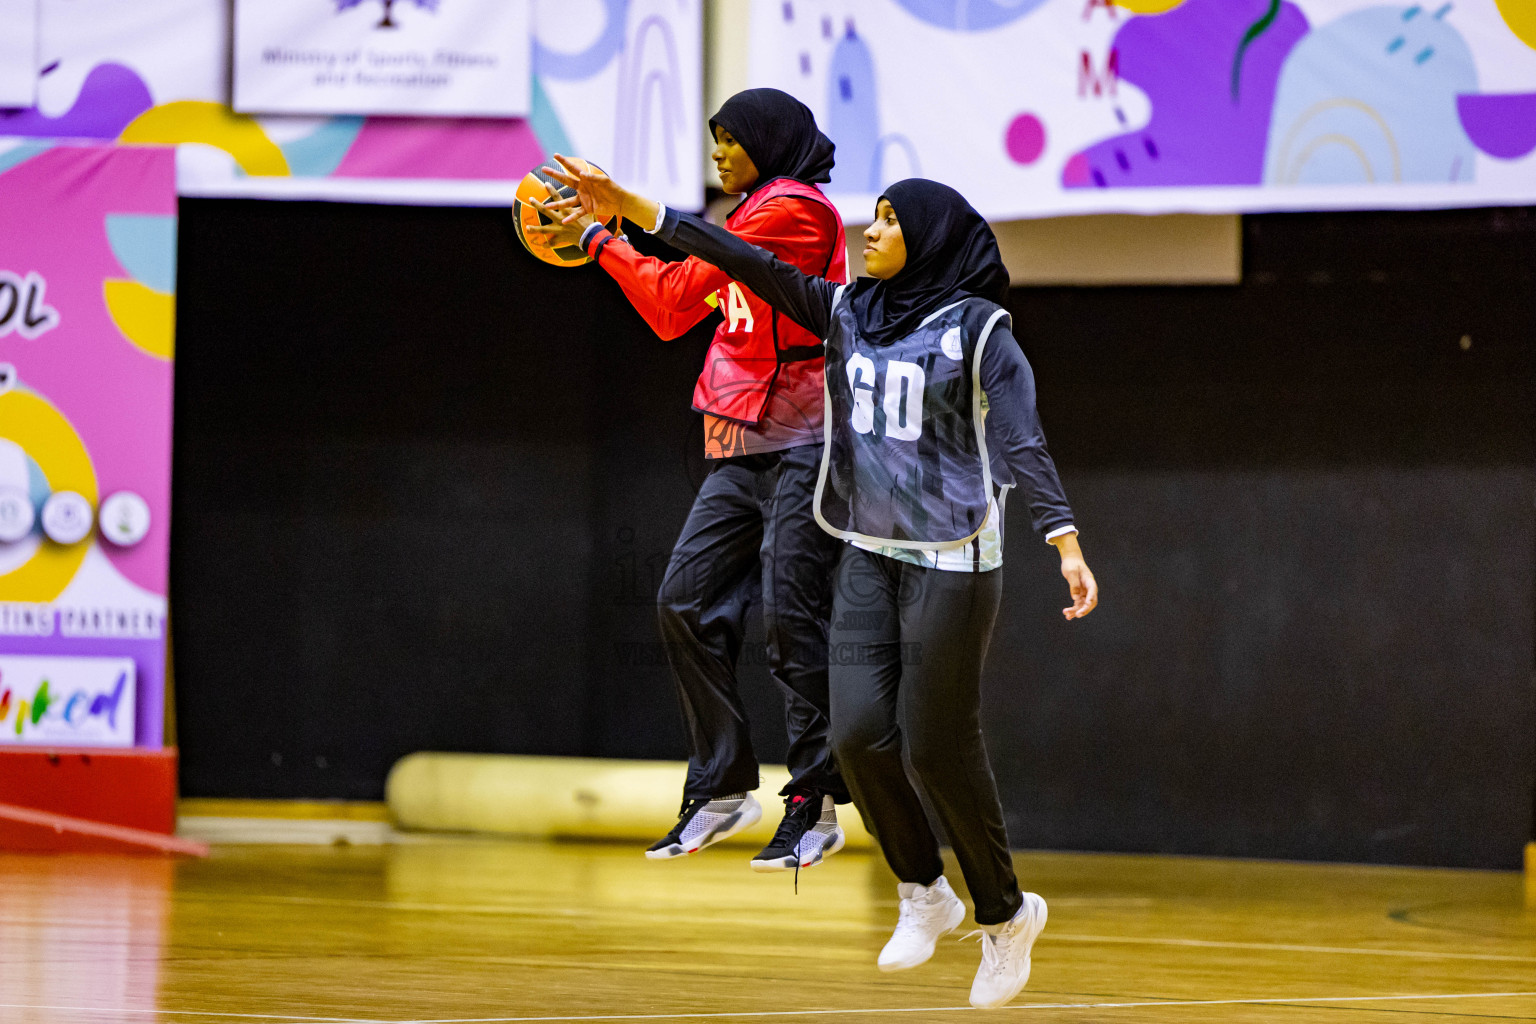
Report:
523,198,558,232
538,168,573,188
522,198,582,246
539,194,587,225
555,155,625,222
540,162,602,222
543,154,603,188
557,152,608,182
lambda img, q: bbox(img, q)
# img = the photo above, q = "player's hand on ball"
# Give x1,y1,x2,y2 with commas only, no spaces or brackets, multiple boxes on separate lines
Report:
523,181,590,248
543,154,627,224
522,200,583,247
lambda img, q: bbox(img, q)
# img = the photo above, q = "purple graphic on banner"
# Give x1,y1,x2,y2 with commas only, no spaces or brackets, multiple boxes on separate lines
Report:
1063,0,1308,189
1458,92,1536,159
335,0,440,30
0,64,153,139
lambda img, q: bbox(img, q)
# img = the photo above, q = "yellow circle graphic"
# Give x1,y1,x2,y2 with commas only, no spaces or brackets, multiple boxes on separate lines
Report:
0,390,97,602
1494,0,1536,49
104,279,176,360
120,101,291,177
1115,0,1190,13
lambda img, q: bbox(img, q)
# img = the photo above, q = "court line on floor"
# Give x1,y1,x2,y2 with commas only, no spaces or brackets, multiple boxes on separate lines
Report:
1046,933,1536,964
164,895,1536,965
346,991,1536,1023
7,990,1536,1023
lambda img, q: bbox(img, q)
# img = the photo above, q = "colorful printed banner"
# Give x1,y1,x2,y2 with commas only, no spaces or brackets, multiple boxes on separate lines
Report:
233,0,532,118
0,0,702,209
0,655,137,746
748,0,1536,220
0,144,176,749
0,0,39,109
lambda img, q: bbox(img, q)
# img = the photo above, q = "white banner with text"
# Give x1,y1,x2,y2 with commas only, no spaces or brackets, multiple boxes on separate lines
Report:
0,0,700,208
234,0,531,117
0,0,38,109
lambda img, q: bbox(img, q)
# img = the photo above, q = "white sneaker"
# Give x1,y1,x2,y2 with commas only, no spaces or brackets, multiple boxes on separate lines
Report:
644,793,763,859
877,876,966,972
969,891,1048,1009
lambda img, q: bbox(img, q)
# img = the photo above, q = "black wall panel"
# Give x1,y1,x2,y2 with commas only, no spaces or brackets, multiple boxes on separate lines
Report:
172,200,1534,868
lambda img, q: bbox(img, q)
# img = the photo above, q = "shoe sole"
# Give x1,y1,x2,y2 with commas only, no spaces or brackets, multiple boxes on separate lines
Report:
644,795,764,860
748,827,846,873
877,895,967,972
969,892,1048,1008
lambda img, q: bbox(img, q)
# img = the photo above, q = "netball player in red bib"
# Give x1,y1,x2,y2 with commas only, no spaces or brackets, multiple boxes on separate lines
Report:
526,89,851,870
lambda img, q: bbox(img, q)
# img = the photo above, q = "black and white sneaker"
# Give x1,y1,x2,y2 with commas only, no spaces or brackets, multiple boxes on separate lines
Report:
644,792,762,860
749,792,844,872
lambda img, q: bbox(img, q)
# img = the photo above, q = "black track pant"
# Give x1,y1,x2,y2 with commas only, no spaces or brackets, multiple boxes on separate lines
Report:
657,443,848,803
828,545,1022,926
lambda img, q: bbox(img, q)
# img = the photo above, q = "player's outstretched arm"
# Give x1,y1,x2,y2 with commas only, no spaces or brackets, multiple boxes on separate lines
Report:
542,155,839,338
541,155,652,231
525,163,720,340
976,324,1098,621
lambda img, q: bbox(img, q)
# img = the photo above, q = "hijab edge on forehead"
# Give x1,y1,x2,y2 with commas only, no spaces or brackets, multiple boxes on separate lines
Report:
851,178,1011,346
708,87,836,189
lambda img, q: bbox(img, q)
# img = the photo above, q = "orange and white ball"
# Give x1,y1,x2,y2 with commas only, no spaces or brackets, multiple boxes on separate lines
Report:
512,158,618,267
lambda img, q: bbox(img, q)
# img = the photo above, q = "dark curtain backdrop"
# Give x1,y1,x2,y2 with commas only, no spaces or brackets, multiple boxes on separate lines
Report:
172,200,1535,869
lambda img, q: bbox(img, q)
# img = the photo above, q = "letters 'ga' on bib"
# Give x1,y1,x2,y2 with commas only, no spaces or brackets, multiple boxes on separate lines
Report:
691,177,847,425
814,294,1011,550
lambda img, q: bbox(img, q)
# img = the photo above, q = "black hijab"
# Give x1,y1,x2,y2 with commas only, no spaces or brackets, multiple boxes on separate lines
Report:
850,178,1011,346
709,88,835,189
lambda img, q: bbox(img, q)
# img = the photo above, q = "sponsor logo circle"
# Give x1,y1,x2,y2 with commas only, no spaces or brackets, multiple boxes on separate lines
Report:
0,487,34,543
940,326,964,360
40,491,94,545
100,491,152,547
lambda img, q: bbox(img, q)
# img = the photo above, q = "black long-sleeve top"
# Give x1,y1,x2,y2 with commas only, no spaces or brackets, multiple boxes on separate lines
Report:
651,207,1076,542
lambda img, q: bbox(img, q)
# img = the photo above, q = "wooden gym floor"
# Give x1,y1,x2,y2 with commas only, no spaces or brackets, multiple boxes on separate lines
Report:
1,839,1533,1023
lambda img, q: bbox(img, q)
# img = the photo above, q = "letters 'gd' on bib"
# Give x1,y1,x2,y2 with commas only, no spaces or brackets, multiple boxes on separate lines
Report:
814,294,1011,550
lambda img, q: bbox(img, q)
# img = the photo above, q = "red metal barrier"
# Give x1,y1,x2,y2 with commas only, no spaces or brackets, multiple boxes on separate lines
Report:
0,747,195,854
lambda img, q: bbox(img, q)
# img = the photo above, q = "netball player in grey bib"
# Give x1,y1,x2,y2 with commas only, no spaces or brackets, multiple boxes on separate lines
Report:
544,163,1099,1010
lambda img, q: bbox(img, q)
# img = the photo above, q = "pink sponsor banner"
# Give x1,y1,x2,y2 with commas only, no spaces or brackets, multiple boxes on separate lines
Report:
0,144,176,749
